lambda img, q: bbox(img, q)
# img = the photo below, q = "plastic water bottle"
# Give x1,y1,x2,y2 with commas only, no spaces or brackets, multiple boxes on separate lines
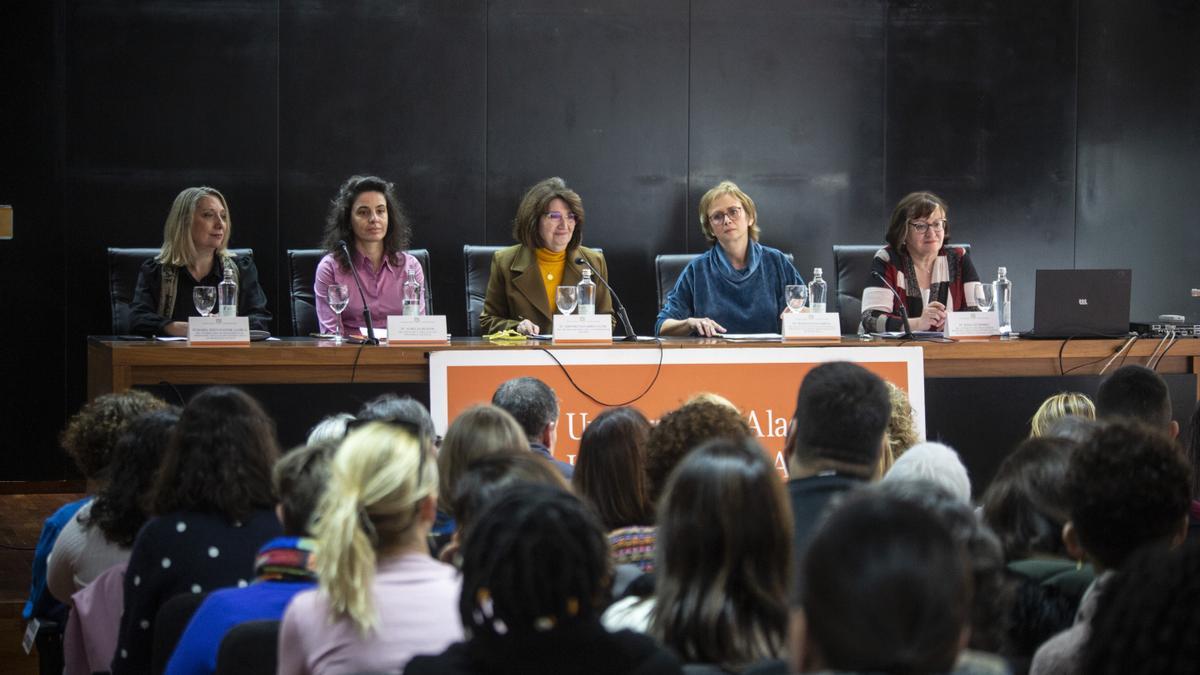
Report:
993,266,1012,336
402,267,421,316
218,267,237,317
809,268,827,313
577,269,596,315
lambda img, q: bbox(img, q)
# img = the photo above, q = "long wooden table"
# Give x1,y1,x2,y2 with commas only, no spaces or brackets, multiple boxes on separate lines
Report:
88,335,1200,400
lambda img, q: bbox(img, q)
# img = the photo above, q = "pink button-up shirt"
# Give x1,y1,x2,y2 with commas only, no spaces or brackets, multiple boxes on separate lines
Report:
315,251,426,334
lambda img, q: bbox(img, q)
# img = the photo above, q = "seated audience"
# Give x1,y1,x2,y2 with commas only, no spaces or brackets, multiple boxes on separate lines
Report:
882,381,920,476
881,441,972,503
1095,363,1178,437
1029,392,1095,437
1029,419,1192,675
165,440,336,675
492,376,574,477
436,404,529,524
112,387,282,674
405,485,682,675
278,422,461,674
572,408,654,568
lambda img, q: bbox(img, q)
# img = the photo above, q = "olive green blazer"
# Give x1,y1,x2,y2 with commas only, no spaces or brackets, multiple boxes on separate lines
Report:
479,244,614,335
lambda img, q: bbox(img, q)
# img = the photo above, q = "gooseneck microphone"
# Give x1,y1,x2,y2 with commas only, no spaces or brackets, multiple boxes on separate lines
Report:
871,271,917,340
338,240,379,345
574,257,638,341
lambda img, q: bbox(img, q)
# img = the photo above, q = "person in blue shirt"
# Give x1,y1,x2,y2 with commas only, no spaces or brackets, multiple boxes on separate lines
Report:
656,181,804,336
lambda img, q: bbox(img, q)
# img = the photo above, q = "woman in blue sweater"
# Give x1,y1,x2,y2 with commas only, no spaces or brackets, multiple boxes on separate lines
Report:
655,181,803,336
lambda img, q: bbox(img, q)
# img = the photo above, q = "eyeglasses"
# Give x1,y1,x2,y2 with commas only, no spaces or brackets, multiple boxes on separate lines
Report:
709,205,744,226
544,211,577,223
908,219,947,234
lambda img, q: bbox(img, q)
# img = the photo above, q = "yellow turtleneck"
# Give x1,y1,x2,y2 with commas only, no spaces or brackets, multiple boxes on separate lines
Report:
535,247,567,312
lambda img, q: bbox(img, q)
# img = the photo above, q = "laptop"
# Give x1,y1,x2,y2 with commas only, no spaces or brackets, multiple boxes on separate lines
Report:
1023,269,1133,339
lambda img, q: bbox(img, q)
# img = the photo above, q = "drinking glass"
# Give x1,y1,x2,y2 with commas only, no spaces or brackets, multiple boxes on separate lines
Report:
192,286,217,317
785,284,809,312
328,284,350,343
556,285,579,315
974,284,994,312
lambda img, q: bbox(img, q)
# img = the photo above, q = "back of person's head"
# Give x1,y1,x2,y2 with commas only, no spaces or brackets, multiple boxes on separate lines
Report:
1065,419,1191,570
644,400,751,505
790,362,890,474
491,377,558,442
459,484,609,638
652,437,792,669
882,441,971,503
1081,537,1200,674
306,412,355,445
573,407,653,531
437,404,528,518
355,394,437,445
1030,392,1095,437
152,386,278,520
798,491,970,674
60,390,167,480
1095,365,1174,432
1042,414,1101,444
85,408,180,547
314,422,436,635
273,440,338,536
1187,400,1200,500
451,450,569,537
982,436,1077,560
885,381,920,461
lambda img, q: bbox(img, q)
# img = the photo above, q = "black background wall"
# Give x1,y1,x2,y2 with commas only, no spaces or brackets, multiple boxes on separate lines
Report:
2,1,1198,481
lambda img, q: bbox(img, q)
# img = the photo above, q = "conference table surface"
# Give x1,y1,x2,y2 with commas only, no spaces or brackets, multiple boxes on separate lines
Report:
87,334,1200,400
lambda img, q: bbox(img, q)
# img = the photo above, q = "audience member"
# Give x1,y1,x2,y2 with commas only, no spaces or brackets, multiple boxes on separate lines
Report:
278,422,460,674
406,485,682,675
882,381,920,475
356,393,438,443
1095,364,1178,437
1029,419,1191,675
111,387,281,675
306,412,354,445
492,376,574,477
436,404,528,521
644,400,751,505
1029,392,1094,438
1041,415,1099,444
1186,400,1200,540
881,441,972,503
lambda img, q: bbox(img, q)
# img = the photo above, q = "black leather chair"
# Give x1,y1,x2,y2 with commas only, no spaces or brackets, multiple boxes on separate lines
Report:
287,248,432,336
214,620,280,675
833,243,969,335
151,591,209,674
108,247,253,334
654,251,795,311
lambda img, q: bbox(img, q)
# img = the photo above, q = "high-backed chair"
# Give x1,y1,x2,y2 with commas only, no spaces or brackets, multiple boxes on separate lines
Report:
463,245,505,337
654,251,795,311
833,243,970,335
151,591,209,675
214,620,281,675
287,248,432,336
108,247,253,334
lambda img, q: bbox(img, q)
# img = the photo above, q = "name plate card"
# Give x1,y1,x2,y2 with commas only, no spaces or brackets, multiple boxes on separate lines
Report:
553,314,613,343
945,311,999,338
387,315,449,344
188,316,250,344
782,312,841,339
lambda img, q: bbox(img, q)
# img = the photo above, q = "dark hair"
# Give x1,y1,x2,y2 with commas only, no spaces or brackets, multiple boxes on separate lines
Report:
492,377,559,442
273,440,338,536
644,401,752,505
573,407,653,531
459,484,609,636
885,191,950,252
790,361,890,470
84,408,180,547
801,491,971,674
511,177,585,251
1095,364,1173,431
320,175,412,269
982,436,1077,560
652,438,792,669
451,450,569,537
355,394,437,445
152,387,279,520
1081,537,1200,674
1189,401,1200,499
1043,414,1101,444
437,404,529,518
60,390,167,479
1065,419,1191,569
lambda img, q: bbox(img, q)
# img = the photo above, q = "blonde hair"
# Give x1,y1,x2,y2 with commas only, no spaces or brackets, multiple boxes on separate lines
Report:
436,404,529,518
157,186,232,267
698,180,761,245
684,391,741,413
1030,392,1096,437
313,422,436,636
885,382,920,463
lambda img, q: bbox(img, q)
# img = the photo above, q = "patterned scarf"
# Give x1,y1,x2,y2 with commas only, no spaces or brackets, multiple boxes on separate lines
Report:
253,536,318,583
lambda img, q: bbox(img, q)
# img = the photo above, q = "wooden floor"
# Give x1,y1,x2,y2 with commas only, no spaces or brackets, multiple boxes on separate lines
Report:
0,492,84,675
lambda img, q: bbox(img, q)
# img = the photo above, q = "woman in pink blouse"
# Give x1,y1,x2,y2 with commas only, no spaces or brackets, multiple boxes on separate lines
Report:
315,175,426,335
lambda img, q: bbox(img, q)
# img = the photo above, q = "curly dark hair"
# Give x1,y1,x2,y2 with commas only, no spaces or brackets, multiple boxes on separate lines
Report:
83,408,180,547
982,436,1078,561
320,175,412,270
151,387,279,521
644,401,752,505
1065,419,1191,570
60,390,167,479
573,407,653,531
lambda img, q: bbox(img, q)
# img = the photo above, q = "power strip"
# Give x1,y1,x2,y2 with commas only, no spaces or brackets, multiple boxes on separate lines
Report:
1130,322,1200,337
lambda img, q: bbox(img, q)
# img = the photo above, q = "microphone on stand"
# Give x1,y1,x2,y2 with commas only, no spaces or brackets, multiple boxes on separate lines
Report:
871,271,917,340
338,240,379,345
574,256,638,342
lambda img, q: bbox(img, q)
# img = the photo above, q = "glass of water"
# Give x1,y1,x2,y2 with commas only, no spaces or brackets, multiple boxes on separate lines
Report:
328,284,350,343
192,286,217,317
556,285,579,315
785,284,809,312
974,284,994,312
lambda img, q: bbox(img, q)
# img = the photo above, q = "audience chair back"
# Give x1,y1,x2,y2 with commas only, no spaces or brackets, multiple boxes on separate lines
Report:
463,245,504,336
108,247,253,334
287,248,432,336
655,251,794,311
150,591,209,675
832,244,969,335
214,620,281,675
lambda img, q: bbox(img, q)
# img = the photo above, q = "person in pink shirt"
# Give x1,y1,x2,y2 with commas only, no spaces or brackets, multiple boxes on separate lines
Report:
315,175,426,336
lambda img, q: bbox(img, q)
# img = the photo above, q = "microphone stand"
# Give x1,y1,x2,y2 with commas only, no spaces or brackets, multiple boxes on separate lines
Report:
338,240,379,345
574,256,638,342
871,271,918,341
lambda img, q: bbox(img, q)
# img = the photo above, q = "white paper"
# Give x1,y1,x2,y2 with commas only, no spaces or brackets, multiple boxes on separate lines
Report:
187,316,250,344
386,315,449,343
945,310,999,338
782,312,841,338
553,314,613,342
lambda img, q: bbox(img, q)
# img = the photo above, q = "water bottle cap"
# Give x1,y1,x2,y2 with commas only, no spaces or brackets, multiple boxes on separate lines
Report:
998,266,1007,275
581,268,591,278
813,267,823,276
